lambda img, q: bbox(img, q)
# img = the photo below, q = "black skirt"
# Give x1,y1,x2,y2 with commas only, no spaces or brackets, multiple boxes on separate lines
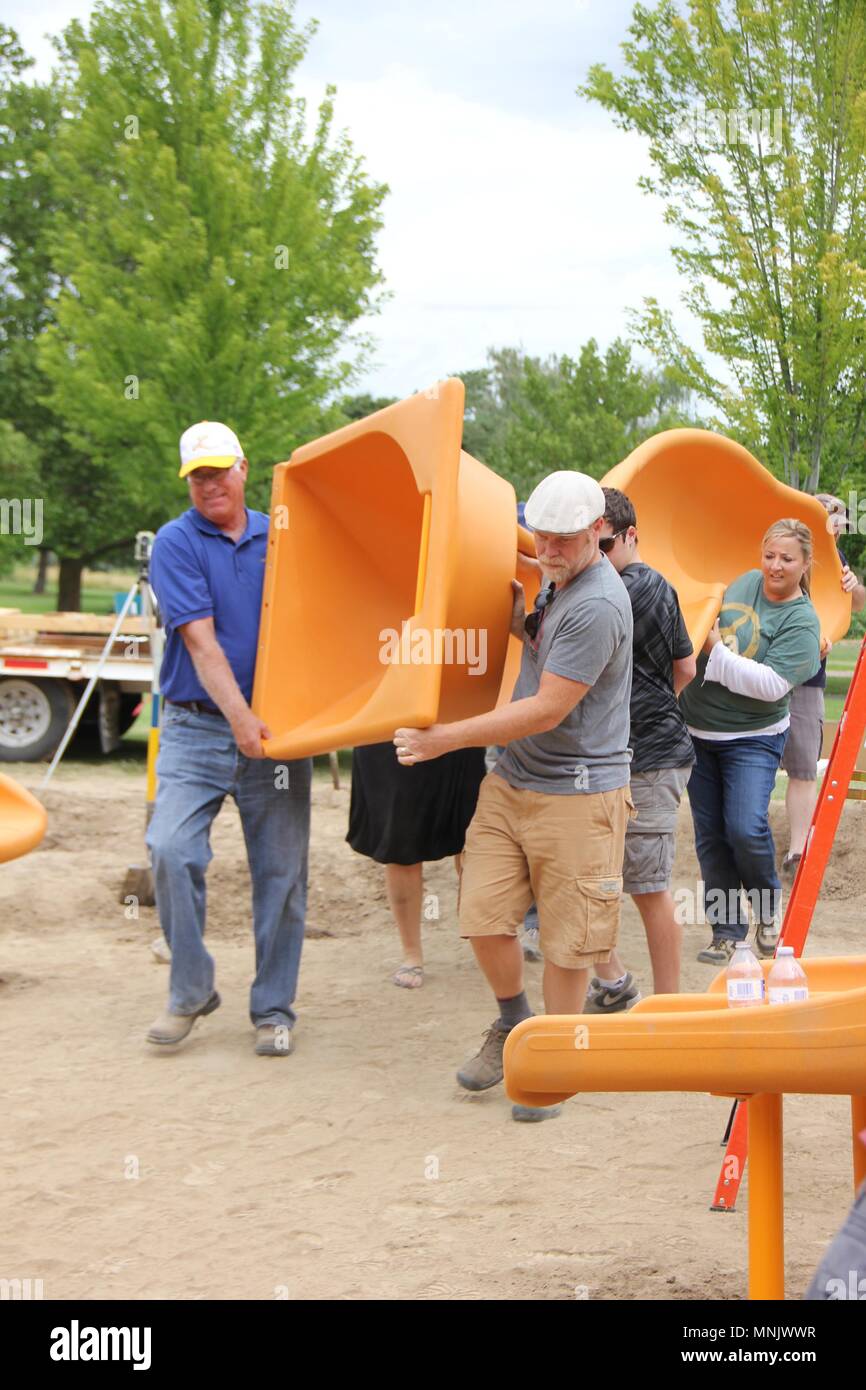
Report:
347,741,487,865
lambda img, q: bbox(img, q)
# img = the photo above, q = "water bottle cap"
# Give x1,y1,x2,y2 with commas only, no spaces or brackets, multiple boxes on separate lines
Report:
776,945,794,955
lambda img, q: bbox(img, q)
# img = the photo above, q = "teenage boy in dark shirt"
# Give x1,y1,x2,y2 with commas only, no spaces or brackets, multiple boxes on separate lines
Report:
585,487,696,1008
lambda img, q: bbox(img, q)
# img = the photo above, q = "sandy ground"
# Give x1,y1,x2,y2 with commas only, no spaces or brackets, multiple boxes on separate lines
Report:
1,758,864,1302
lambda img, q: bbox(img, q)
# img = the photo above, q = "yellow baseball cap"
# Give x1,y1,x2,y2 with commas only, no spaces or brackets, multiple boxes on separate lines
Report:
178,421,244,479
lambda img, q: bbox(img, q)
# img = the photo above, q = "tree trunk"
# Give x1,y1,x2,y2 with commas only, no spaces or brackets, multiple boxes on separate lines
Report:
57,556,84,612
33,548,50,595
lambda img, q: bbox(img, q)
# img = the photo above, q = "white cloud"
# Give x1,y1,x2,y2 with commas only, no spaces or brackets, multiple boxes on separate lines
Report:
7,0,706,399
296,64,692,395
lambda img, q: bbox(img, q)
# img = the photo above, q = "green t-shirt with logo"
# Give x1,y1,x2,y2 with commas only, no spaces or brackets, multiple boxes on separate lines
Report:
678,569,821,734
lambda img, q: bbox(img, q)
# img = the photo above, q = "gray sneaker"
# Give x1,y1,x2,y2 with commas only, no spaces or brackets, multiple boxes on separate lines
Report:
583,972,642,1014
456,1022,509,1091
697,936,738,965
754,923,780,959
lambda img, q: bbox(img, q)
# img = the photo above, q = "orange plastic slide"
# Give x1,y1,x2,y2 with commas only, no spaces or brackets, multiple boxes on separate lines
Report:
601,428,851,653
503,956,866,1108
253,379,539,760
504,957,866,1299
253,392,850,759
0,773,47,864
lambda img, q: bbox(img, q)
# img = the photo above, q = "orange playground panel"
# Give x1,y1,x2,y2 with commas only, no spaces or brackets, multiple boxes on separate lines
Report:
504,957,866,1299
601,428,850,653
253,395,850,760
0,773,47,864
252,380,539,760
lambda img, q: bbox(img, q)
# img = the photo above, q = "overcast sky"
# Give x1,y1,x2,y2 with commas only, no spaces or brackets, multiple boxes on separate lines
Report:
7,0,699,399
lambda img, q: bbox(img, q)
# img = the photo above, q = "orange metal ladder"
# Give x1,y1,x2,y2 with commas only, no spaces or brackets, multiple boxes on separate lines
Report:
711,632,866,1211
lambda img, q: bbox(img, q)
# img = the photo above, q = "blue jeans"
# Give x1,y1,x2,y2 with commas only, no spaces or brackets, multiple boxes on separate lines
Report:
145,704,312,1026
687,732,787,941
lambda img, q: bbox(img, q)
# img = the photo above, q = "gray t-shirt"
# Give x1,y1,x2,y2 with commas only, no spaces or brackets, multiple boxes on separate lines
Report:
494,556,633,794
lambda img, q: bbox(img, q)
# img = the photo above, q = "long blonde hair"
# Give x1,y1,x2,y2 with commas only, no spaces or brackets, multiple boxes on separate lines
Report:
762,519,813,595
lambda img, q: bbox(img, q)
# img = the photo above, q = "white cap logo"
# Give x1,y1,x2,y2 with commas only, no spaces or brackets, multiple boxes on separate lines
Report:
178,420,244,479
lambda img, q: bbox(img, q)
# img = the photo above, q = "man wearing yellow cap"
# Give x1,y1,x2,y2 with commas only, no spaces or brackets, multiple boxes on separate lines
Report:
145,422,312,1056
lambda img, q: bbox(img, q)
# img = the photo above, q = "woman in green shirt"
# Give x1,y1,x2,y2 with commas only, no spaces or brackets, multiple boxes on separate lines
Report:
679,520,821,964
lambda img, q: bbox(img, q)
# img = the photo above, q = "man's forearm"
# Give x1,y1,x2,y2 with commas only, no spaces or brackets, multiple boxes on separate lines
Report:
853,582,866,614
188,642,251,723
436,693,570,753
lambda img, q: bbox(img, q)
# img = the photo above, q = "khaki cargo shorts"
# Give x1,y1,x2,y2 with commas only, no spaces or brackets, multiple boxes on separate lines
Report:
458,772,636,970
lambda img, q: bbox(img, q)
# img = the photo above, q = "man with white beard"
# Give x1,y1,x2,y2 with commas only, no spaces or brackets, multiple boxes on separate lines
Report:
393,471,635,1120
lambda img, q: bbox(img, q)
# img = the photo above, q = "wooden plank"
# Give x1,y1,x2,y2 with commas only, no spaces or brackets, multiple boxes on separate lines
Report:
0,612,153,636
1,633,151,654
821,719,866,771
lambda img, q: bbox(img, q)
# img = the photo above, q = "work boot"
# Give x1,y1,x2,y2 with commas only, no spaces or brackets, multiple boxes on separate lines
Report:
146,990,220,1045
255,1023,294,1056
456,1022,509,1091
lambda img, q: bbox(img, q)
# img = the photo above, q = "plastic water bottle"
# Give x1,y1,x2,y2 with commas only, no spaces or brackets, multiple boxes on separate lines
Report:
767,946,809,1005
726,942,765,1007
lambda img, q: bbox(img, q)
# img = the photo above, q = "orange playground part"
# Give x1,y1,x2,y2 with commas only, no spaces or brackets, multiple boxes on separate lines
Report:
503,957,866,1299
253,380,539,760
0,773,47,864
253,395,850,759
601,428,851,653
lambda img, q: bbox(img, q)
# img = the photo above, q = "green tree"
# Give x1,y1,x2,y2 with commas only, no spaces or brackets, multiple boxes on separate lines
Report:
582,0,866,495
455,341,701,497
337,392,397,422
456,351,529,465
13,0,386,609
0,421,42,578
0,27,70,588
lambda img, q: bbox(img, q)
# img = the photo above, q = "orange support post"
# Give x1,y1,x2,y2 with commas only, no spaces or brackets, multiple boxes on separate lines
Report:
748,1093,785,1300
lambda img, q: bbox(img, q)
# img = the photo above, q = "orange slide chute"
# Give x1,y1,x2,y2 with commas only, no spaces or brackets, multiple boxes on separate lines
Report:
253,379,539,760
253,392,851,759
0,773,47,864
601,428,851,653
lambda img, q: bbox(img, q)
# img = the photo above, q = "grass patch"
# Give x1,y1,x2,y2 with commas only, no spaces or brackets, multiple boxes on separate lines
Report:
0,562,137,615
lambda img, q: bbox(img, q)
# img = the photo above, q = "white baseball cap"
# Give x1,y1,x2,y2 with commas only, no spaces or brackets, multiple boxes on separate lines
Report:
524,470,606,534
178,420,244,479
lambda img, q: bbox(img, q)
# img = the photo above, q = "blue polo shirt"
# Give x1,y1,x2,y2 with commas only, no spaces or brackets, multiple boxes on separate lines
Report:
150,507,270,704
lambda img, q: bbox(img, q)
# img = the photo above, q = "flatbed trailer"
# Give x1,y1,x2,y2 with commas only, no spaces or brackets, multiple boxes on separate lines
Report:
0,610,153,761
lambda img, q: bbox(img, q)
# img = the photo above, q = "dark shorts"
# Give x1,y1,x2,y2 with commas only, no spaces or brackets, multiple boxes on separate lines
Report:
623,765,692,894
780,684,824,782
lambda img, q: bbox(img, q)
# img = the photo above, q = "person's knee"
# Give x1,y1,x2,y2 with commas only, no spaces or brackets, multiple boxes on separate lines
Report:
148,829,208,877
724,816,772,861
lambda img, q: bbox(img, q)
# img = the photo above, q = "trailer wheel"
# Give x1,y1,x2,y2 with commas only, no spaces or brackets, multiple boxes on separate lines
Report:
0,677,75,762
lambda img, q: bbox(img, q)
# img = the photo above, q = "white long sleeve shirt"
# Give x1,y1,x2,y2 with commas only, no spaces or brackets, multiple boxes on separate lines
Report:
686,641,792,741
